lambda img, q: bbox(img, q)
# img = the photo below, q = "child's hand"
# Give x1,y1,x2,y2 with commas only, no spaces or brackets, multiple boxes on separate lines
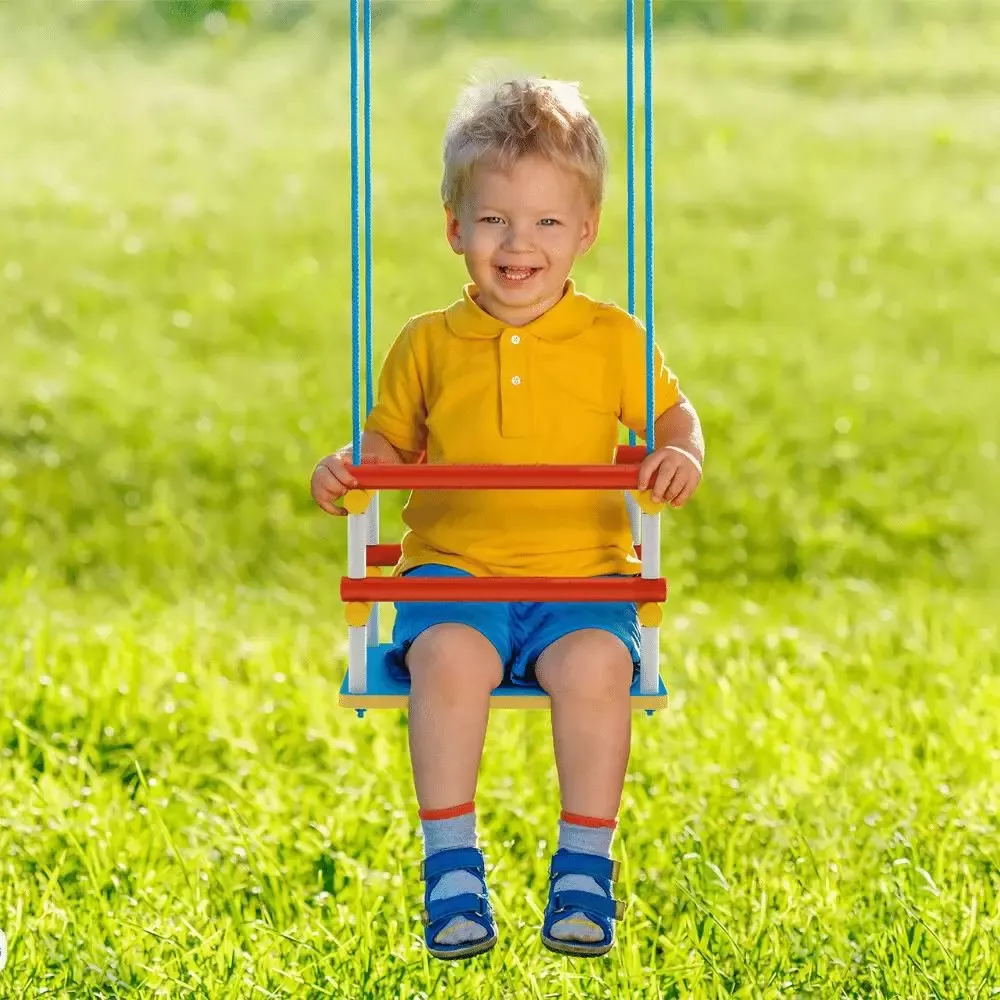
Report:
311,433,408,516
311,448,357,516
638,445,703,508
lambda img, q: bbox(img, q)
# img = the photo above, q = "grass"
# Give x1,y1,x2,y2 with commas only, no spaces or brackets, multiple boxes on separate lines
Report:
2,15,1000,999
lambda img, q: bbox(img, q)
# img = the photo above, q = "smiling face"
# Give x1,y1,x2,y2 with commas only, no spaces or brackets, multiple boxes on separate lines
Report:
445,154,600,327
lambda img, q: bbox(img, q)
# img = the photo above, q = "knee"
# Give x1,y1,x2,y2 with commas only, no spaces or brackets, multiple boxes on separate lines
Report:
407,624,503,697
537,631,633,702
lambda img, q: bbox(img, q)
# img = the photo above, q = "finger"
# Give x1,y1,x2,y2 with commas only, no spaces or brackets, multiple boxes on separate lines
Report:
637,454,660,491
331,466,357,490
312,485,347,513
663,467,690,504
315,496,348,516
316,461,356,493
322,456,357,488
651,463,681,503
669,479,697,508
312,465,344,498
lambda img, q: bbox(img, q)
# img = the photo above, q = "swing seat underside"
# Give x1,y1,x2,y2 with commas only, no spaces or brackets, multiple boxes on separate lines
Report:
338,643,669,712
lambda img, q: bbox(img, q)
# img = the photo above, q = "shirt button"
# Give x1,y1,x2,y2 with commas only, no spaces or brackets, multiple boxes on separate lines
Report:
511,375,522,386
511,335,521,344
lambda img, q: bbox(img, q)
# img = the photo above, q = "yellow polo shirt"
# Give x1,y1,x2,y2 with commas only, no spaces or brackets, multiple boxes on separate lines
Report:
365,280,681,578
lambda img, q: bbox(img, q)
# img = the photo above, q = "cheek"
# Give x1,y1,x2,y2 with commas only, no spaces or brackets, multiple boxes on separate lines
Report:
543,231,579,257
465,230,501,260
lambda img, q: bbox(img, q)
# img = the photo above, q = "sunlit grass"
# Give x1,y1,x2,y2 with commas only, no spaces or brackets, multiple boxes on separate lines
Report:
1,20,999,998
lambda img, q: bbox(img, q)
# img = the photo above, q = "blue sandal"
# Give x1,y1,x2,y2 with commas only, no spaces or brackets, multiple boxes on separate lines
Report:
541,850,626,957
420,847,498,960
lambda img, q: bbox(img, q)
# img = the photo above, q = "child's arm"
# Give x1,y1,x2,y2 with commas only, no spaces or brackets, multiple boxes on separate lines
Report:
636,393,704,509
619,316,703,508
311,431,419,517
312,318,428,516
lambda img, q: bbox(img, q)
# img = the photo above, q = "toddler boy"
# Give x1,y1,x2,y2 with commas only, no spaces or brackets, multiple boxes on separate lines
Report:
312,76,704,958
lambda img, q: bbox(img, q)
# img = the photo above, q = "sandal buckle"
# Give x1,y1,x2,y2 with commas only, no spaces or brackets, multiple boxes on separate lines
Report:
614,898,626,920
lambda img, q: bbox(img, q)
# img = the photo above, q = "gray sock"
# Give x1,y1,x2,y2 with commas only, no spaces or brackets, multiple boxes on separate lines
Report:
421,807,488,946
551,816,615,943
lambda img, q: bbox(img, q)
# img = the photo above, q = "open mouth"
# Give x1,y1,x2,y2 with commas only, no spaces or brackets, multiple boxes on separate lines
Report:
496,265,541,283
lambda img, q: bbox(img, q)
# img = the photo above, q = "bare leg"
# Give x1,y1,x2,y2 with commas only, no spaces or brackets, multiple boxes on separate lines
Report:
535,629,633,819
536,630,633,946
407,623,502,810
407,624,503,950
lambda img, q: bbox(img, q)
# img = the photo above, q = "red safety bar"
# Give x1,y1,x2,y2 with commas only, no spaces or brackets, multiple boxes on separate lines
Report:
348,464,634,490
341,576,666,603
345,445,651,492
368,544,403,567
616,446,648,464
366,543,643,567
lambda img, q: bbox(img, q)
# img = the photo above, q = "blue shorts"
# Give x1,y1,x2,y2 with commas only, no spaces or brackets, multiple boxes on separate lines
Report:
385,564,642,686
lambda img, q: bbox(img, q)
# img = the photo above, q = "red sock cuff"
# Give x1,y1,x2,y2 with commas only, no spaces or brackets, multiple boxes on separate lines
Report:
419,801,475,821
561,810,618,830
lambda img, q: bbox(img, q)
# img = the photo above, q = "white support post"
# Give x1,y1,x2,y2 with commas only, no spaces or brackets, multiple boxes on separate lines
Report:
348,626,368,694
366,493,380,648
641,512,661,579
640,626,660,694
347,511,368,694
639,511,661,695
625,491,641,549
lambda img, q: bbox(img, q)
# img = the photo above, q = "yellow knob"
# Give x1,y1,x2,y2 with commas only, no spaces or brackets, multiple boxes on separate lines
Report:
638,602,663,627
342,489,371,515
631,489,665,515
345,602,373,627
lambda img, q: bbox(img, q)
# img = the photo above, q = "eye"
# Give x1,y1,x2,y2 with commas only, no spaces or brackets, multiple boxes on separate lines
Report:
479,216,503,224
539,218,561,227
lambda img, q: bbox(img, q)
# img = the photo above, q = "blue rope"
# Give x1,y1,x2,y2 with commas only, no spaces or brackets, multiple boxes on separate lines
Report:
626,0,637,448
349,0,361,463
643,0,655,453
353,3,650,456
363,0,373,419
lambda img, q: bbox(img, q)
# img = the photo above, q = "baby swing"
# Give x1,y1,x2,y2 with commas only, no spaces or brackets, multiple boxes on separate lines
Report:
338,0,669,717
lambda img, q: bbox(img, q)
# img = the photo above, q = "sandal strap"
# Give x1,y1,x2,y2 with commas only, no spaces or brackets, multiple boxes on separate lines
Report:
549,851,620,882
421,847,485,881
422,891,490,926
551,889,625,921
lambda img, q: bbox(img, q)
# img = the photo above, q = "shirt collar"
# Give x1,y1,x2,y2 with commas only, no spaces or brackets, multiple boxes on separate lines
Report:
444,279,599,342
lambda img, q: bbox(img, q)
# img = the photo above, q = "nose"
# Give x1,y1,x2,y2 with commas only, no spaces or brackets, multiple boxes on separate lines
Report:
501,221,533,253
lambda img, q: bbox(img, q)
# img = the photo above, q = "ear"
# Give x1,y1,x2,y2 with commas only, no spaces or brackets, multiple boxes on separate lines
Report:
444,205,464,255
578,208,601,255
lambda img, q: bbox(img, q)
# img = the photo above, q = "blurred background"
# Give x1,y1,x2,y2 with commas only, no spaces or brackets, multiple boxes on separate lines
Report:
1,2,998,996
7,0,1000,37
2,0,998,601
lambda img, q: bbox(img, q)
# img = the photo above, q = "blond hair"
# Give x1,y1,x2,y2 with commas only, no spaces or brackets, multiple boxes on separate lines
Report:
441,76,608,209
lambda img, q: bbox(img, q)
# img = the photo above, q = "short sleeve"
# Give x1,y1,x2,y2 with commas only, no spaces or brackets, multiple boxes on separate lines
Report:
619,316,681,437
364,321,428,454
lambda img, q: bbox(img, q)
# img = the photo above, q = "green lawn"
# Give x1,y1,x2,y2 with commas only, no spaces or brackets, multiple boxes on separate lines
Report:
2,15,999,999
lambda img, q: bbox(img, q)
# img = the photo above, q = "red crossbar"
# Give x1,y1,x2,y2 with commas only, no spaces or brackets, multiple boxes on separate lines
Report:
348,464,636,490
616,445,647,464
366,543,642,567
368,544,403,566
341,576,666,603
345,444,651,492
